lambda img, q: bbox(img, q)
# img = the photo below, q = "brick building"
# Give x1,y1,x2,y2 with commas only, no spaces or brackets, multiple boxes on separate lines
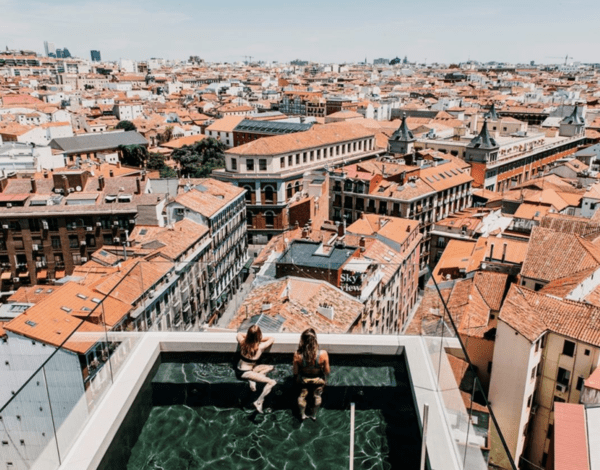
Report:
0,170,165,288
215,122,382,243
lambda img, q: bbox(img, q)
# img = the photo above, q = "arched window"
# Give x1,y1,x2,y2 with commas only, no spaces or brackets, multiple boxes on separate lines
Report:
294,181,301,194
287,183,293,200
265,211,274,228
263,185,274,203
246,211,254,227
243,185,253,203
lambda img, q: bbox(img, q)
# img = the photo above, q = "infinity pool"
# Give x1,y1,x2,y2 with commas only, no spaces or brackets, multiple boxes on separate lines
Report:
107,353,421,470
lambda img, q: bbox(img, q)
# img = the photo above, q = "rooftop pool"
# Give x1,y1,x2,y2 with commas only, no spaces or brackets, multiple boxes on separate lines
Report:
99,352,423,470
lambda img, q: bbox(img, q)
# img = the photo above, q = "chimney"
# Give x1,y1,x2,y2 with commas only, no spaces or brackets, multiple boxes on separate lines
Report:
338,221,345,237
489,243,494,262
406,225,411,232
141,170,147,181
360,212,365,219
136,177,141,195
109,169,114,178
62,175,69,193
501,243,507,263
359,236,366,252
294,220,299,229
302,226,310,239
43,171,49,179
98,175,105,190
116,161,122,168
30,178,37,193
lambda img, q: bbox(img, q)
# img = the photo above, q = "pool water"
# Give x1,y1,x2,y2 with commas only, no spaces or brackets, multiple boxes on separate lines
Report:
124,353,421,470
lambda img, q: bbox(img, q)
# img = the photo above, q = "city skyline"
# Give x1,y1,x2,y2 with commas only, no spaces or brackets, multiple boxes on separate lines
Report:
1,0,599,64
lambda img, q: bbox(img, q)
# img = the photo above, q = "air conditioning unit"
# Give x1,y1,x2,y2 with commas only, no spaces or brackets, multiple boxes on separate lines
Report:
531,404,538,415
96,222,102,227
6,203,12,208
2,224,8,229
113,237,120,243
13,278,19,283
81,257,88,262
556,383,568,393
32,244,39,251
42,220,49,230
86,226,93,232
149,289,156,298
129,219,135,224
113,221,119,226
80,240,86,246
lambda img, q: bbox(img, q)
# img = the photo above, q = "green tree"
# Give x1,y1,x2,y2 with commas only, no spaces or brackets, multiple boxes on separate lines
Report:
147,152,166,170
171,138,226,178
116,120,137,132
118,144,148,167
160,166,178,178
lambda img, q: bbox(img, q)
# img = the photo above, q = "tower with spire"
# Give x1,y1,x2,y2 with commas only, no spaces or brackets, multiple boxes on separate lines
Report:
483,103,499,121
388,113,416,155
466,119,499,163
559,105,585,137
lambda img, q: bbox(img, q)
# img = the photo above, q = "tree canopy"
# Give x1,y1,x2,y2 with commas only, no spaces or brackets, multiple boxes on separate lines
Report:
118,144,148,167
171,138,226,178
116,120,137,132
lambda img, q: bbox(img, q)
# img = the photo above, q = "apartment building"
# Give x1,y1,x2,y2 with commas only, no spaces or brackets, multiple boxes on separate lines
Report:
216,122,381,243
488,285,600,470
164,178,248,320
0,170,166,288
413,108,587,192
252,213,421,334
330,155,473,274
278,91,326,117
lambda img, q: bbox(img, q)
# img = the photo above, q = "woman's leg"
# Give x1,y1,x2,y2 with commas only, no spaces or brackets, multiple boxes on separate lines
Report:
298,386,309,420
253,364,274,375
241,370,276,413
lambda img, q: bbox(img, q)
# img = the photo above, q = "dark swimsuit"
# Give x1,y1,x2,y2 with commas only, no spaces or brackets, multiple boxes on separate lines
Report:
236,354,257,380
299,351,325,383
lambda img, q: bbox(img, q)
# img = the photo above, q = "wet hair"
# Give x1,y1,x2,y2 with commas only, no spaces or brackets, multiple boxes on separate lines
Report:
241,325,262,358
297,328,319,365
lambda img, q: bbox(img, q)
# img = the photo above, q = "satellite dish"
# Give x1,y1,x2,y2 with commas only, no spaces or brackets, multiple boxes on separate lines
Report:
76,186,82,192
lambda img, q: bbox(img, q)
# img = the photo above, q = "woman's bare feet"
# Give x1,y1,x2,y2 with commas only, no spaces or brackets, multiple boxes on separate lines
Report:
253,400,264,413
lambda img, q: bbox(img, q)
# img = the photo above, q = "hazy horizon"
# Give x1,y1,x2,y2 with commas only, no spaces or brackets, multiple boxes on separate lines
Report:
1,0,598,64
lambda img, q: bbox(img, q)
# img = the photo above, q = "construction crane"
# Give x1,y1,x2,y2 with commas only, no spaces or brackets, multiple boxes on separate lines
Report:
242,55,254,65
546,54,574,65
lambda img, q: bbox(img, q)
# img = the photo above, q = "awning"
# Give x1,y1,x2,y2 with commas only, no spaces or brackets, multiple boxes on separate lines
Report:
18,271,29,278
55,270,65,279
36,270,47,279
1,272,11,280
242,258,254,271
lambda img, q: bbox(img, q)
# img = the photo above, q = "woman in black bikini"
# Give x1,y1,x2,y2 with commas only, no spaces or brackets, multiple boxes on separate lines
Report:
236,325,276,413
293,328,330,421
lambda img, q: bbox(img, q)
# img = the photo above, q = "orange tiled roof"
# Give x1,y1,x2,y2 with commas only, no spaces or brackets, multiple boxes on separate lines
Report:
553,403,590,470
500,284,600,345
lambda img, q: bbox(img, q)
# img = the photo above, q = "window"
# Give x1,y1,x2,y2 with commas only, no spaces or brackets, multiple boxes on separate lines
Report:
259,159,267,171
303,152,307,163
103,234,113,245
69,236,79,248
527,394,533,408
51,236,61,249
265,211,274,228
531,367,536,380
295,154,300,165
280,157,285,168
562,340,575,357
547,424,553,439
246,159,254,171
553,396,566,410
534,283,543,292
585,349,590,356
243,186,253,203
288,155,293,166
231,158,237,171
72,253,82,265
557,367,570,386
576,376,584,391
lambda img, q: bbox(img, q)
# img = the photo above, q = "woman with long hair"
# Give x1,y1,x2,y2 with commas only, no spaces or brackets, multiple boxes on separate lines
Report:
293,328,330,421
236,325,276,413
